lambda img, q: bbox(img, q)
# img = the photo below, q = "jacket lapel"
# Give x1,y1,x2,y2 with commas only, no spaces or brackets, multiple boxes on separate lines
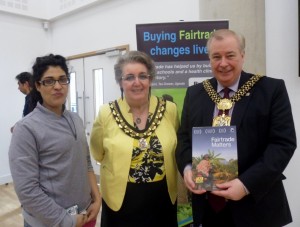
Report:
231,72,253,129
203,78,217,126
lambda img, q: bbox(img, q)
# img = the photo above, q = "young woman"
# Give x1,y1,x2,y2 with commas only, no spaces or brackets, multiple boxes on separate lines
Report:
9,54,101,227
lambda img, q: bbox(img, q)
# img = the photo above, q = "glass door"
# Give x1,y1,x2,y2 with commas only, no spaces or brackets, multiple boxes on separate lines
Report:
67,53,122,176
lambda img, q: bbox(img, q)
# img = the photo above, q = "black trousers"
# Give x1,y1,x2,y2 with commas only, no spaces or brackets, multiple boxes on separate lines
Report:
192,193,235,227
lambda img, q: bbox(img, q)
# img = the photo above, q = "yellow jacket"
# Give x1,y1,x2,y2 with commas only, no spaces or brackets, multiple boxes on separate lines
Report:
90,96,179,211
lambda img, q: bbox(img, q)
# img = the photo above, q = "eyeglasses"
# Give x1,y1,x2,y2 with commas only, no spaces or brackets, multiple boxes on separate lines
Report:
39,77,70,86
121,74,150,82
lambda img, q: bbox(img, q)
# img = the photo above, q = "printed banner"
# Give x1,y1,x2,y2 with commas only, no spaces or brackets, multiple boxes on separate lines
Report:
136,21,229,88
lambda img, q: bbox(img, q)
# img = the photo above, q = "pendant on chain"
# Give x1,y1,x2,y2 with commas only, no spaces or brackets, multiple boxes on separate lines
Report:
135,117,141,124
139,138,148,150
212,114,231,126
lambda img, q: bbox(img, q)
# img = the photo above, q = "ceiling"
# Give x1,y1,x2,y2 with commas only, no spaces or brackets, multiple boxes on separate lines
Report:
0,0,108,21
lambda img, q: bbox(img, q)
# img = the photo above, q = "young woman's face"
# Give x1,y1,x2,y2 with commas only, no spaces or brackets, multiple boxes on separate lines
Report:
36,66,69,115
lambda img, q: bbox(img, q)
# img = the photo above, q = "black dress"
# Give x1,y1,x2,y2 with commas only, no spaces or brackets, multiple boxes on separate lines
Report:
101,177,177,227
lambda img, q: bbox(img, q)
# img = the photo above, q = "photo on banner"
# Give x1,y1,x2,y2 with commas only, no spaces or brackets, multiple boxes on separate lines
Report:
136,20,229,227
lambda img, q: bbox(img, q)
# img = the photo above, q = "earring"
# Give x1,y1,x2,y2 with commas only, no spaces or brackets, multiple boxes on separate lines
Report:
121,87,124,100
148,87,151,100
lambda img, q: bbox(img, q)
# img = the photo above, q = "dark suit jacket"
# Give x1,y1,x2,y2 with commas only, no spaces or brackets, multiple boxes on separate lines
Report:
176,71,297,227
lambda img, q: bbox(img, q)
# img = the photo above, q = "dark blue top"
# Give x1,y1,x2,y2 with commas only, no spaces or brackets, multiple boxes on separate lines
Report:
23,94,31,117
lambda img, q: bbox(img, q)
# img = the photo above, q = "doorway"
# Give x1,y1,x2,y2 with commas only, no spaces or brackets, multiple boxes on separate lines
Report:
66,45,129,174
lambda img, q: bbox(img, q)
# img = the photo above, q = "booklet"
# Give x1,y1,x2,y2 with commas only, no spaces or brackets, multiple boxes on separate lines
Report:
192,126,238,191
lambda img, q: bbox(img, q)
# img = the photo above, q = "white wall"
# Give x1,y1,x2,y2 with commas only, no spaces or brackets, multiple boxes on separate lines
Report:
265,0,299,226
0,12,48,184
49,0,200,108
49,0,200,55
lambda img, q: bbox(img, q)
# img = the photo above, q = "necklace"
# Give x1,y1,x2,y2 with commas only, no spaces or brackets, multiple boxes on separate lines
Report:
109,97,166,150
133,106,148,125
203,74,264,126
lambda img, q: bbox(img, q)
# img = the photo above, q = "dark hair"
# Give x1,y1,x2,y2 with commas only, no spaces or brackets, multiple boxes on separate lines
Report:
114,51,156,84
162,94,174,102
29,54,69,111
15,72,32,84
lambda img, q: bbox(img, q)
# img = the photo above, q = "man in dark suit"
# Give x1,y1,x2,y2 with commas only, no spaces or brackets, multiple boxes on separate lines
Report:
176,29,296,227
15,72,32,117
10,72,33,133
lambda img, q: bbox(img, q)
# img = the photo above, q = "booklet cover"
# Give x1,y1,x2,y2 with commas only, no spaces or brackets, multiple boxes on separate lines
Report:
192,126,238,191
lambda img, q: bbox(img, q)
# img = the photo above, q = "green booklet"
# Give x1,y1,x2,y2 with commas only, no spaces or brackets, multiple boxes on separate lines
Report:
192,126,238,191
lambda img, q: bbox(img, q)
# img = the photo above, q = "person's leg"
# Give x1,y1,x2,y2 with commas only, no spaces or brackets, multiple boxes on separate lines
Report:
203,203,235,227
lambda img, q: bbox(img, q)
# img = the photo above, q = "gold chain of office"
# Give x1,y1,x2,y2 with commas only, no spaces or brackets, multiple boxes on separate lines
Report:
109,97,166,140
203,74,264,109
